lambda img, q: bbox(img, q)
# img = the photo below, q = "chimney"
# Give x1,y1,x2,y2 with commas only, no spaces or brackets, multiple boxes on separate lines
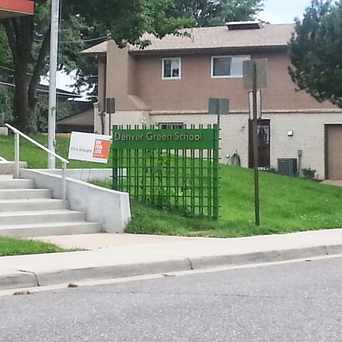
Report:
226,21,262,31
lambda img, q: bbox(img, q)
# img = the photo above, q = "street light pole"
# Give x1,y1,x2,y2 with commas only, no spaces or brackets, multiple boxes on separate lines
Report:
48,0,60,169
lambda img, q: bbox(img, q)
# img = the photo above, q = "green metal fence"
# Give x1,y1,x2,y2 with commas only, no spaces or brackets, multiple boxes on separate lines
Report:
112,124,219,219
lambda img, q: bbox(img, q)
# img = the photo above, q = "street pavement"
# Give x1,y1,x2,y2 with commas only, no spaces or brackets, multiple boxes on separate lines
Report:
1,256,342,341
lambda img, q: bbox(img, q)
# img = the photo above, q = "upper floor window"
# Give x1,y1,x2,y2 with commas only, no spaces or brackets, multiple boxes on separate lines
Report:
162,57,181,80
211,55,250,78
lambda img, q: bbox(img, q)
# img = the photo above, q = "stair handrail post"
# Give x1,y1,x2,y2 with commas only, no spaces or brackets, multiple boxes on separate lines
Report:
62,161,67,201
5,123,70,200
14,132,20,179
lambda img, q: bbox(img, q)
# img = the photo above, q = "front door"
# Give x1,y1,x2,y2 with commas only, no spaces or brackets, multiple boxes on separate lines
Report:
326,125,342,179
249,119,271,169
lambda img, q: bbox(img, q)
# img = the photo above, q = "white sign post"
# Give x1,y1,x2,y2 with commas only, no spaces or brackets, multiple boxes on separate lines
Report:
248,89,262,119
68,132,112,164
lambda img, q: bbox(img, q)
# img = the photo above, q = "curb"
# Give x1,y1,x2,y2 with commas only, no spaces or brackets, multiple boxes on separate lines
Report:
1,244,342,291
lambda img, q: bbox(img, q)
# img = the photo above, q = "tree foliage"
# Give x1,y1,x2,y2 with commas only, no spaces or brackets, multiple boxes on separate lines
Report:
171,0,264,27
1,0,264,132
289,0,342,107
1,0,189,132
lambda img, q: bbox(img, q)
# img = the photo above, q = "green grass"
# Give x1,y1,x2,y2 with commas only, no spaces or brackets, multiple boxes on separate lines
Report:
0,134,111,169
97,166,342,238
0,237,65,257
3,133,342,238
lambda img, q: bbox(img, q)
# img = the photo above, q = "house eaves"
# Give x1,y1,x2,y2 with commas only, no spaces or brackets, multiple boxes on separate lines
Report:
82,41,109,55
129,45,288,56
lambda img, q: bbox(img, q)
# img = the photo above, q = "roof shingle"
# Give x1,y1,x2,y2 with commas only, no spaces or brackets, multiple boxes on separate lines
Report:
82,23,295,55
132,24,294,53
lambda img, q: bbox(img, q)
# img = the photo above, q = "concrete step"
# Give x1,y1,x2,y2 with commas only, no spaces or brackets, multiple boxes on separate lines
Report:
0,189,51,200
0,179,34,189
0,175,13,180
0,222,102,238
0,199,66,212
0,210,85,225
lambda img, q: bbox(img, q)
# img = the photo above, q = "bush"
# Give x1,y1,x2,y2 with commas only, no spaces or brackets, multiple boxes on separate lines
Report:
302,168,316,179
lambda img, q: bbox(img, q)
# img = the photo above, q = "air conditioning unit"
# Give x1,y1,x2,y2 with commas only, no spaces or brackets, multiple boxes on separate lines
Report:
277,158,298,177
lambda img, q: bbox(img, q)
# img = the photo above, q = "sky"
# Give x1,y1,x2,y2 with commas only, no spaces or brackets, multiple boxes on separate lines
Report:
260,0,312,23
54,0,313,92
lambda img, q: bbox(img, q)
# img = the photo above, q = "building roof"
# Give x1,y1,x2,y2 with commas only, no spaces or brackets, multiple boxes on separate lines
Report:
83,23,294,56
57,108,94,127
133,24,294,54
0,81,79,98
82,41,109,55
0,0,34,18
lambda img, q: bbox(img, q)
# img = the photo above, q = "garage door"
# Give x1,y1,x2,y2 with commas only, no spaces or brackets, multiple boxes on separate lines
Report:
327,125,342,180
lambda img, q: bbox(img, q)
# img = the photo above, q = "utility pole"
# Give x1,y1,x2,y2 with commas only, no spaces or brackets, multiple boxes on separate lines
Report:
252,60,260,226
244,58,267,227
48,0,60,169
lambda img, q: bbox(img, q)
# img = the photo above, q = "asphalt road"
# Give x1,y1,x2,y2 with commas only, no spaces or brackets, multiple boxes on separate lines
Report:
1,257,342,342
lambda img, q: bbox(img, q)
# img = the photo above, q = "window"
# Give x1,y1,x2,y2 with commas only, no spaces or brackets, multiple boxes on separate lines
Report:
158,122,184,130
162,58,181,80
211,55,250,78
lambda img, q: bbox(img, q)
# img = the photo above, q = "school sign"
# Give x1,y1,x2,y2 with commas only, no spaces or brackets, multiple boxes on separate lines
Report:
112,128,216,149
112,125,219,220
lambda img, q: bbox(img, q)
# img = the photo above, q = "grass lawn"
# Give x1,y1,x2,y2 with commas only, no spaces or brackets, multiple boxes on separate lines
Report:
0,134,111,169
100,166,342,238
2,133,342,238
0,237,65,257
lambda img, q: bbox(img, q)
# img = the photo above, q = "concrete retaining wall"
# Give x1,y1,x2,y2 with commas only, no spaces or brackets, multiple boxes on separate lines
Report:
20,169,131,233
0,161,27,175
39,169,112,183
0,127,8,136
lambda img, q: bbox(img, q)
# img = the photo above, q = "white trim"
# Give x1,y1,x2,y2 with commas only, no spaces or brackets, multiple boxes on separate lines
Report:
211,55,250,79
162,57,182,80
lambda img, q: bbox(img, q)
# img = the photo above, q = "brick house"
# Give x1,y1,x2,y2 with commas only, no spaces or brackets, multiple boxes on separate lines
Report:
83,22,342,180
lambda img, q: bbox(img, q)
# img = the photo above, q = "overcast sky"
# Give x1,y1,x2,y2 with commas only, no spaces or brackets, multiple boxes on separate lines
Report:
260,0,312,23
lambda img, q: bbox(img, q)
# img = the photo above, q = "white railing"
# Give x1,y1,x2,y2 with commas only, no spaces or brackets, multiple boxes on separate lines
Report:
5,124,69,201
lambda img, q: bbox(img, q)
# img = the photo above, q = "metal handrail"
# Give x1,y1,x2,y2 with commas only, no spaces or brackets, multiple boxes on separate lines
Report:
5,124,69,164
5,123,69,201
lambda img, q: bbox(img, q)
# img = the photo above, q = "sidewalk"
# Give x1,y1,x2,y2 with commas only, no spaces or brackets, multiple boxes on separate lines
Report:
2,229,342,291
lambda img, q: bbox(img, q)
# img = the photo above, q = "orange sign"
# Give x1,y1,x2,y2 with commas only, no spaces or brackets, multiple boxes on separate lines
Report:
0,0,34,16
93,139,112,160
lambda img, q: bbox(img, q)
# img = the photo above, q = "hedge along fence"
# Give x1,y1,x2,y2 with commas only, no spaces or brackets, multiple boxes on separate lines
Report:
112,124,220,220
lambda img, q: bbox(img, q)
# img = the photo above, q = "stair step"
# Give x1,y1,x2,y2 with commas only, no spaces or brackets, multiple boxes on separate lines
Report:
0,209,85,225
0,222,102,238
0,179,34,189
0,199,66,212
0,189,51,199
0,175,13,180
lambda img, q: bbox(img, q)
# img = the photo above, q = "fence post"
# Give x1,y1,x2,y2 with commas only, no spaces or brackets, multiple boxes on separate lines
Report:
14,133,20,179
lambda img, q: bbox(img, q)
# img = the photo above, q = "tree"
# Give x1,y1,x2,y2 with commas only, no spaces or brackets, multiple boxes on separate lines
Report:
289,0,342,107
215,0,264,25
0,28,12,68
171,0,264,27
1,0,189,132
